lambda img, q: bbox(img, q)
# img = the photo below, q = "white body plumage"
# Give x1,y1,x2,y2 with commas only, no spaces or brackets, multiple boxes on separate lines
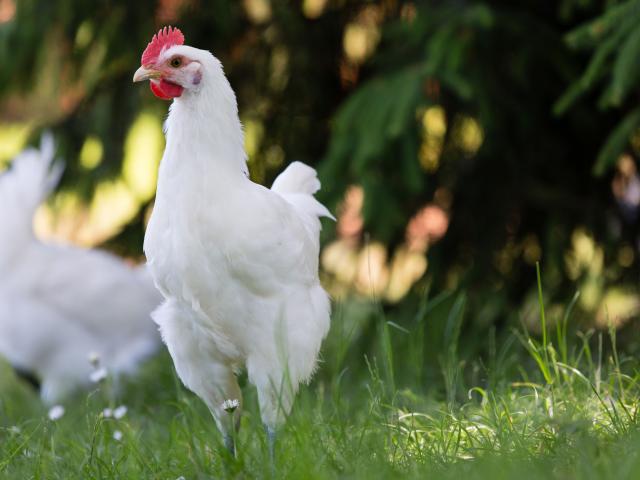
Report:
0,137,162,403
143,45,333,434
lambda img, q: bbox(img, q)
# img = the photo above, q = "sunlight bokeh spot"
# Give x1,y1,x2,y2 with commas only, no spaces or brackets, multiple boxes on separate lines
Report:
419,106,446,172
337,185,364,243
74,21,94,50
322,188,448,302
343,8,381,65
87,179,139,244
243,118,265,162
0,123,31,166
35,180,139,247
302,0,327,19
595,288,640,328
456,116,483,155
321,240,359,285
33,190,85,242
355,241,389,297
343,24,370,63
34,113,163,246
79,135,103,170
122,112,163,202
243,0,272,24
422,106,446,137
0,0,15,23
406,204,449,253
386,247,428,302
565,228,603,281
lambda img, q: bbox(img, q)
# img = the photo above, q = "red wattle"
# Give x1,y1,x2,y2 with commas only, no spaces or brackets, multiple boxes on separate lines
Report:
150,79,184,100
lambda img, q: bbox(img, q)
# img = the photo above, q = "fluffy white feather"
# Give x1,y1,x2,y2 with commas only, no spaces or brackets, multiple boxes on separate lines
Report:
0,136,162,403
140,44,333,437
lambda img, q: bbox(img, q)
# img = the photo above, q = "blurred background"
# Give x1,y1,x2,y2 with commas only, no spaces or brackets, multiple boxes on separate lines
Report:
3,0,640,391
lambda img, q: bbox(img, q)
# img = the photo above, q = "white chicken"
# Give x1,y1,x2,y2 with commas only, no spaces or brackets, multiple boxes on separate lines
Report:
0,135,162,403
133,27,333,453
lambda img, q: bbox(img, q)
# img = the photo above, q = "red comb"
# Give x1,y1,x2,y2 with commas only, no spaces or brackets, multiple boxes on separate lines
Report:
141,26,185,65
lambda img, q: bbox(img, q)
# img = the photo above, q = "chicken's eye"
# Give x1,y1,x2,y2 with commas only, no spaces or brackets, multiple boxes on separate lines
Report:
170,57,182,68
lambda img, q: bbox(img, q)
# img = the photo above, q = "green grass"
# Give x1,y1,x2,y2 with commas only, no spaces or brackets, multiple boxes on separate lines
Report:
2,283,640,479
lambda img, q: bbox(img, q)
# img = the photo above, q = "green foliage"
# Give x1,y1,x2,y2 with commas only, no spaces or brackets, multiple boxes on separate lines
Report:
558,0,640,175
2,1,640,342
2,288,640,478
319,0,637,317
593,107,640,175
320,4,495,243
0,0,343,191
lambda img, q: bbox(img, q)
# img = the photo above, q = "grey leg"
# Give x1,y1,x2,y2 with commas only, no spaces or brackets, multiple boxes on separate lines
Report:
264,424,276,461
224,433,236,457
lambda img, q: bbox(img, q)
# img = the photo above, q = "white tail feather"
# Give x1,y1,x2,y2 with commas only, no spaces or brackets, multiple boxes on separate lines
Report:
271,161,335,221
0,133,63,242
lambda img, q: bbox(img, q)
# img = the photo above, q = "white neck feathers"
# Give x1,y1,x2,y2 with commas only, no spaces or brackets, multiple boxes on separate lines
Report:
163,50,248,180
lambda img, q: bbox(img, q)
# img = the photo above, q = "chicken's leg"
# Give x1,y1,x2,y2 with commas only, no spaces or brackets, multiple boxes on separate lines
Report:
154,300,243,456
264,423,276,461
248,355,296,464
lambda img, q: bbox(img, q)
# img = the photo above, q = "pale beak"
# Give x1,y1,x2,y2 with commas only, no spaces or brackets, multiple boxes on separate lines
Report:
133,66,160,83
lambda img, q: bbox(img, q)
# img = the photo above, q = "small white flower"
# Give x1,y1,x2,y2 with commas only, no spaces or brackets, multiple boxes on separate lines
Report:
88,352,100,367
221,399,239,413
113,430,123,442
113,405,128,419
9,426,21,434
102,408,113,418
89,367,108,383
48,405,65,421
176,477,186,480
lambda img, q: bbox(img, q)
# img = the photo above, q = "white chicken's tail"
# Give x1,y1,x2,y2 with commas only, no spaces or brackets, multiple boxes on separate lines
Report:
271,161,335,222
0,134,63,244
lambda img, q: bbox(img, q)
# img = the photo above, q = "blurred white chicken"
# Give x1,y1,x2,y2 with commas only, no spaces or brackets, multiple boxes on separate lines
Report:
0,135,162,403
133,27,333,453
